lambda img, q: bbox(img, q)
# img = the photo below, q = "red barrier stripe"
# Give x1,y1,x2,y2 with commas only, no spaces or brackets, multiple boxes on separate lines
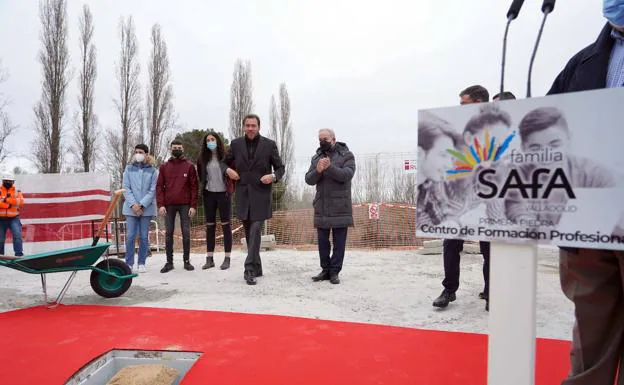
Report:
22,189,110,198
3,221,97,242
19,200,109,219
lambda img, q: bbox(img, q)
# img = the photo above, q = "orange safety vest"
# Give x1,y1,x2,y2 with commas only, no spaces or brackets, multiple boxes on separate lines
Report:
0,185,24,218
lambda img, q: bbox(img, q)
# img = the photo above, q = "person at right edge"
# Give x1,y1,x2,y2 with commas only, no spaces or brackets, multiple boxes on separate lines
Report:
305,128,356,285
221,114,285,285
547,2,624,384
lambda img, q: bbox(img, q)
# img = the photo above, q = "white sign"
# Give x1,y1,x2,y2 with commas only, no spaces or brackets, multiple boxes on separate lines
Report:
403,159,417,174
368,203,380,220
416,88,624,250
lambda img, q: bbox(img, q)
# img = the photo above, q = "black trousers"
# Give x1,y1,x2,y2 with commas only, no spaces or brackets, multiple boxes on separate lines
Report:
442,239,490,297
165,204,190,262
317,227,348,276
202,191,233,253
242,220,263,277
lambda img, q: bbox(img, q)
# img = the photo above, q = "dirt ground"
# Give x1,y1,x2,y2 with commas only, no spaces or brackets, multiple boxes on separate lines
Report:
0,247,573,340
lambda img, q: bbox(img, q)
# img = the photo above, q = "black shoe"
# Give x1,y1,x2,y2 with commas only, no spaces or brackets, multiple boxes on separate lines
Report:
245,274,256,285
329,275,340,284
312,271,329,282
202,257,215,270
220,257,230,270
433,290,456,308
184,261,195,271
160,262,174,273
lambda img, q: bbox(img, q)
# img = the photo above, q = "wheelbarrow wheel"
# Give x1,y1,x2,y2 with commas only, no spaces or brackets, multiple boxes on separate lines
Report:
90,259,132,298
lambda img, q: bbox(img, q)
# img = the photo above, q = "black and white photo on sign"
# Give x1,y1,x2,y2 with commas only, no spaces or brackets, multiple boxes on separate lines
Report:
416,87,624,250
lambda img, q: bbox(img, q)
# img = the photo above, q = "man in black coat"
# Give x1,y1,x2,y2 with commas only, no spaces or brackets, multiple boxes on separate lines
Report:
546,10,624,385
305,128,356,284
222,114,285,285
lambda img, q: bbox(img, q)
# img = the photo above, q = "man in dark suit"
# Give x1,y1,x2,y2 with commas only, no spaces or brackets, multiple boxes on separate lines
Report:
546,8,624,385
222,114,285,285
433,85,492,311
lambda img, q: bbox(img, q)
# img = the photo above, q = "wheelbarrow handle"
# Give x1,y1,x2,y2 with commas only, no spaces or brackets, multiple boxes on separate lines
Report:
0,254,21,261
92,189,125,247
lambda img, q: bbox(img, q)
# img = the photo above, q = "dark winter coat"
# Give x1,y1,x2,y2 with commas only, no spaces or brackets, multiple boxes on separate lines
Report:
221,135,285,221
305,142,356,229
156,156,199,208
547,23,614,95
547,22,615,253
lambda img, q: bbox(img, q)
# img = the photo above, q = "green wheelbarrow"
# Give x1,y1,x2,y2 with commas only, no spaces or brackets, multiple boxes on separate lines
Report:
0,189,137,308
0,243,136,307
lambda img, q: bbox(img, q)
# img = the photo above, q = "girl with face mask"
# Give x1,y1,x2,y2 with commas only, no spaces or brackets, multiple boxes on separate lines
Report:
197,132,235,270
122,144,158,273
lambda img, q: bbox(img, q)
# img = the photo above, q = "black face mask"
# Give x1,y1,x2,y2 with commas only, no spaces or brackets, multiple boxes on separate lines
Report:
172,149,183,158
3,181,13,189
319,140,332,152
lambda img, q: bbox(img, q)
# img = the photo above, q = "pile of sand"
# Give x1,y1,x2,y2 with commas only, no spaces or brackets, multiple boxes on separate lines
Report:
106,364,179,385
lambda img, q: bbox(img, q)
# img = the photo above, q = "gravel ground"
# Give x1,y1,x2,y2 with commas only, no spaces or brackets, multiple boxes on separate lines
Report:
0,247,574,340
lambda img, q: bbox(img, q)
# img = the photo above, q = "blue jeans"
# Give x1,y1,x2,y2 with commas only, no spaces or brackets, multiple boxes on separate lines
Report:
125,215,152,266
0,217,23,256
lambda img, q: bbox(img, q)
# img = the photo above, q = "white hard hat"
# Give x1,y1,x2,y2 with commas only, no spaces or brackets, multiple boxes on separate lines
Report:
2,173,15,181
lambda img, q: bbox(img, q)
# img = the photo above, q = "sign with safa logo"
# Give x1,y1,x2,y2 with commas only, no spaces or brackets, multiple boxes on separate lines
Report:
415,88,624,251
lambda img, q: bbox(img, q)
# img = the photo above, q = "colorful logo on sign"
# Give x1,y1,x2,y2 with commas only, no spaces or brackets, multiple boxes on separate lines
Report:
445,129,516,180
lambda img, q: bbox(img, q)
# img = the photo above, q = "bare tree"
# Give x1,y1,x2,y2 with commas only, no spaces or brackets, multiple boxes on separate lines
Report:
111,15,141,183
13,166,27,175
73,4,97,172
390,168,417,205
32,101,52,172
269,95,278,142
32,0,70,173
0,60,16,164
278,84,294,186
105,128,124,188
146,24,175,164
228,59,253,139
352,154,385,204
136,108,146,144
0,60,8,110
268,83,294,188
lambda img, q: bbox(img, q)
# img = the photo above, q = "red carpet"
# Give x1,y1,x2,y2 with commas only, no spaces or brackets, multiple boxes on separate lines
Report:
0,305,570,384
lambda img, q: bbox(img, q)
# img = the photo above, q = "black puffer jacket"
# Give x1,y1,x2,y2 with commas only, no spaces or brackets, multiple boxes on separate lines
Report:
305,142,356,229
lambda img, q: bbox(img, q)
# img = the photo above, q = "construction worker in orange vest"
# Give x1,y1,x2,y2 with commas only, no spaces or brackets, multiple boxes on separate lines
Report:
0,173,24,257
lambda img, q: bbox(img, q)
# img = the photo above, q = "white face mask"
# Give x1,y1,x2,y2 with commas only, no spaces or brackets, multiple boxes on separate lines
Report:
134,153,145,163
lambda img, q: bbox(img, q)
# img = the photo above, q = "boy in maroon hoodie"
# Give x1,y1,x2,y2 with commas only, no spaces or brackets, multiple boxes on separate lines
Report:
156,140,199,273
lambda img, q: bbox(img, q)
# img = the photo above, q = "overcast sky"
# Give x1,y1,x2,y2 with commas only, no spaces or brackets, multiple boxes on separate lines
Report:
0,0,608,174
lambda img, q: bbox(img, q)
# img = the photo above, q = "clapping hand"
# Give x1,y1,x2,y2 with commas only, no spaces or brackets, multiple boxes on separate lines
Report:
316,157,331,173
